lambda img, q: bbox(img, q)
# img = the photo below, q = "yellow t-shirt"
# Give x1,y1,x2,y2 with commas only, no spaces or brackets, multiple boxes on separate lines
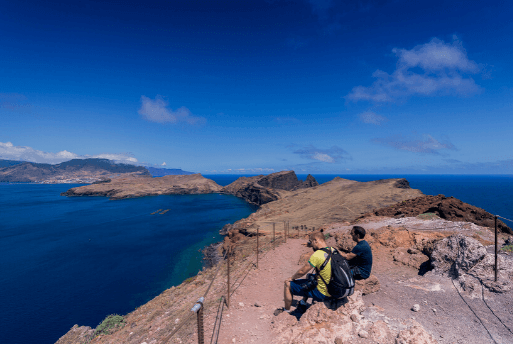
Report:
308,247,333,297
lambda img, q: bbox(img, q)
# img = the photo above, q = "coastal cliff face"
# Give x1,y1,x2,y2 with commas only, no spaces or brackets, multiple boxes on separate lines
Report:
0,158,149,183
61,174,223,200
221,170,319,206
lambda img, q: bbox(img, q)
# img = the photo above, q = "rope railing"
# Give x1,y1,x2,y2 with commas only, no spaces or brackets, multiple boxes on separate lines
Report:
496,214,513,224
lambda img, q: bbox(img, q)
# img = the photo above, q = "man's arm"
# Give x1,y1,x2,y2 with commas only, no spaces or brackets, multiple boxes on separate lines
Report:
286,262,313,282
341,252,357,260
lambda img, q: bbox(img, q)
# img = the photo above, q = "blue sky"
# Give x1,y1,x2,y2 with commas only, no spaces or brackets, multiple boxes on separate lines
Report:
1,0,512,174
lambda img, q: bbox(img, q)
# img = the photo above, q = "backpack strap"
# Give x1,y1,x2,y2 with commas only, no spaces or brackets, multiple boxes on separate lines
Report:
315,247,332,287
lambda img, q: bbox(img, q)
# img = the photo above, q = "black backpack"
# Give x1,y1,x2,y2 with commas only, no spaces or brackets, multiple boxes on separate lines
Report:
315,247,355,299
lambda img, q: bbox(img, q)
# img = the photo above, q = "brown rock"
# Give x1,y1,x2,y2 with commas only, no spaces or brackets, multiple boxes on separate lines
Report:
334,337,345,344
392,247,429,269
369,320,393,343
55,325,94,344
395,324,438,344
355,274,381,295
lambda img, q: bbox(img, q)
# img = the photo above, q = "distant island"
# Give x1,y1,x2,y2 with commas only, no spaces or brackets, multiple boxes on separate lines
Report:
0,158,195,183
144,166,194,177
61,170,319,202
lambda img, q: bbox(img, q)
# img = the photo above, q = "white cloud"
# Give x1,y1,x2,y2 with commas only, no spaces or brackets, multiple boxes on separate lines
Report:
312,152,334,163
372,134,456,155
358,111,388,125
0,141,139,165
138,95,206,125
346,37,481,102
293,144,350,163
161,162,167,166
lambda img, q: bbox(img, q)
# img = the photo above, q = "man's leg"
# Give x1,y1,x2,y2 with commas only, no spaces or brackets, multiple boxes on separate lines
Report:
284,280,293,310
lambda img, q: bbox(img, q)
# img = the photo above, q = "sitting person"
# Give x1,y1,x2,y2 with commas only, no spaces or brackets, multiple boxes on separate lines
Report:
275,231,333,315
340,226,372,280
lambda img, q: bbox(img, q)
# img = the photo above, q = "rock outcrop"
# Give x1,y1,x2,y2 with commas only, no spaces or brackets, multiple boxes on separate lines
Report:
271,291,438,344
61,174,222,200
55,325,94,344
356,194,512,234
221,171,319,206
430,234,513,294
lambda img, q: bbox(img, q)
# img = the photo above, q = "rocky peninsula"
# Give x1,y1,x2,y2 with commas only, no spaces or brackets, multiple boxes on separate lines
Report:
61,173,223,200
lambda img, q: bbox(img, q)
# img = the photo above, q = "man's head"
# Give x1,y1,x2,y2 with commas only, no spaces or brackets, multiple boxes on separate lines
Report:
351,226,366,242
308,231,327,250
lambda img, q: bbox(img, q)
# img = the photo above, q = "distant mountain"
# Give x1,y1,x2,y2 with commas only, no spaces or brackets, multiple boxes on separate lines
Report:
0,159,24,168
0,158,150,183
145,166,194,177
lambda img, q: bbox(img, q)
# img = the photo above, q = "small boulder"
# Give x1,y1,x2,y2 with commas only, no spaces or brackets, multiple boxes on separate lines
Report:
430,234,487,277
355,274,381,295
396,324,438,344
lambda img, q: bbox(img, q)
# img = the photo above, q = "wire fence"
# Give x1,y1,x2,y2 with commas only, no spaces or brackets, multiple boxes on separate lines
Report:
160,221,315,344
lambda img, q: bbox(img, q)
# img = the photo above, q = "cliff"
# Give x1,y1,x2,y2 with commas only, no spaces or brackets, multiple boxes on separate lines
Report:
221,170,319,206
0,158,149,183
61,173,223,200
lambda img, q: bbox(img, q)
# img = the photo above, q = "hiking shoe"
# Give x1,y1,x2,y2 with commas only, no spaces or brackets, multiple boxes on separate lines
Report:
274,307,288,316
296,302,307,313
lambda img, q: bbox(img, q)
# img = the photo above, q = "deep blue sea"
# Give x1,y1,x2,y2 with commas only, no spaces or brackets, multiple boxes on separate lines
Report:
1,174,512,344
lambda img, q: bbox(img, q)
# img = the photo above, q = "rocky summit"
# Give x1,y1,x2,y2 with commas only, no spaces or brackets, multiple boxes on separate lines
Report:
221,170,319,206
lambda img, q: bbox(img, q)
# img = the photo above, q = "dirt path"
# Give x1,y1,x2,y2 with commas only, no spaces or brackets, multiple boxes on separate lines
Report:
217,238,310,343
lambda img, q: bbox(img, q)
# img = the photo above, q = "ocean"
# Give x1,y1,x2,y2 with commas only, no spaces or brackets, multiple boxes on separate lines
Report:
1,174,512,344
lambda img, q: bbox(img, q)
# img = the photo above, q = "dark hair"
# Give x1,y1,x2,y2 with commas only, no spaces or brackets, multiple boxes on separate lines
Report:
352,226,366,239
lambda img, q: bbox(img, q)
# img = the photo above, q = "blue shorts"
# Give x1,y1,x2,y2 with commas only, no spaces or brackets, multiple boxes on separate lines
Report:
289,279,329,302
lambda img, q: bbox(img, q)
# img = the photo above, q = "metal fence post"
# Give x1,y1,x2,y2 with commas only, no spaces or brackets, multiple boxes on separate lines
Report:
257,226,259,269
227,251,230,308
297,225,299,238
197,302,204,344
191,297,205,344
273,222,275,249
495,215,498,282
284,221,287,243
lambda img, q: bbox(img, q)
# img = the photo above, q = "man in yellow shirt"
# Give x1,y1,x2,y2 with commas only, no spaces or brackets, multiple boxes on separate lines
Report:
275,231,331,315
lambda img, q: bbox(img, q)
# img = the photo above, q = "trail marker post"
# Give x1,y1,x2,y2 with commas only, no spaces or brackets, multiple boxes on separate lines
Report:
227,250,230,308
257,226,259,269
273,222,275,249
495,215,498,282
284,221,287,243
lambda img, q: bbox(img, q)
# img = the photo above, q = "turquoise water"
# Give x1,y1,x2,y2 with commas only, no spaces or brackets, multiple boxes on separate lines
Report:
0,183,256,344
1,174,512,344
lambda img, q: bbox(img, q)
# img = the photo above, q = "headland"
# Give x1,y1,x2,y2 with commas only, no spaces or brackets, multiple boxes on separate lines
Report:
55,173,513,344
